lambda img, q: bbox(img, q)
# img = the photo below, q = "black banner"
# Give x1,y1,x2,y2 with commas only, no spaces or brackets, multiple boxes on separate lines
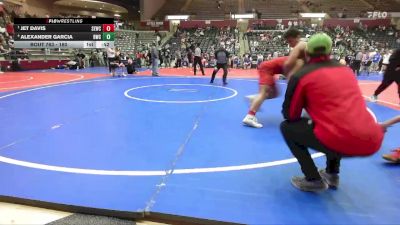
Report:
14,24,105,32
14,18,114,24
14,32,103,41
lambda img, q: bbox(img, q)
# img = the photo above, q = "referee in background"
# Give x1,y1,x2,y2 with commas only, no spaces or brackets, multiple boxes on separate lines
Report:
193,43,205,76
106,47,116,74
371,48,400,103
210,46,230,85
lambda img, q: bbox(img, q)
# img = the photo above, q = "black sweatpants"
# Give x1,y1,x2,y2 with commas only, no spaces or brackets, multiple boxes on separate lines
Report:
352,60,361,75
175,59,182,68
193,56,205,75
126,64,136,74
108,57,115,73
374,68,400,99
280,119,342,180
210,63,228,83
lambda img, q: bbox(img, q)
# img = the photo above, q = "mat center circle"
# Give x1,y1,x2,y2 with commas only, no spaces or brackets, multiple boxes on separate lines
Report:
124,84,238,103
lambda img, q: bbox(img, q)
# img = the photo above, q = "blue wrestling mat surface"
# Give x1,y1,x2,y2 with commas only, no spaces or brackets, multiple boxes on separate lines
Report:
0,74,399,224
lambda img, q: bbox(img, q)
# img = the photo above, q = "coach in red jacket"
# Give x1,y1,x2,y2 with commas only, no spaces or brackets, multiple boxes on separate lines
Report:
280,33,384,192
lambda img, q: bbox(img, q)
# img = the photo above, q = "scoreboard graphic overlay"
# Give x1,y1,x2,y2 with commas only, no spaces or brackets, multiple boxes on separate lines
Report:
14,18,115,49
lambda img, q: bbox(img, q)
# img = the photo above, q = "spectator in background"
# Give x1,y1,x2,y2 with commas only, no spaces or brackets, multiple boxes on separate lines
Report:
257,53,264,68
150,42,159,76
76,50,86,69
182,54,189,67
381,49,392,73
230,54,235,68
175,49,182,68
187,49,193,68
361,50,371,74
273,51,279,59
345,51,354,67
266,54,272,61
126,57,136,74
233,55,239,68
217,0,222,9
5,18,14,36
159,47,164,68
0,44,7,54
94,50,103,66
371,51,382,72
89,51,97,67
155,30,161,45
164,48,171,68
136,51,143,68
243,54,251,69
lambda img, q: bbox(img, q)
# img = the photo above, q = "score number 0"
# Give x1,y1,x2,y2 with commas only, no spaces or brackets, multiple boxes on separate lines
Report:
102,24,115,32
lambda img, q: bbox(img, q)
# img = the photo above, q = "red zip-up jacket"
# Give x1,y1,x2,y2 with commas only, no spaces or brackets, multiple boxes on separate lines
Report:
282,60,384,156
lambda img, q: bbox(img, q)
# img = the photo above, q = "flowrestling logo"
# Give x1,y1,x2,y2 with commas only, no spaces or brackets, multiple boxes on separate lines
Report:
367,11,388,19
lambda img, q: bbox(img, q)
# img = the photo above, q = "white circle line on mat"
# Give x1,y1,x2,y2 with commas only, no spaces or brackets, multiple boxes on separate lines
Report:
0,153,325,176
124,84,238,103
357,82,399,108
0,76,324,176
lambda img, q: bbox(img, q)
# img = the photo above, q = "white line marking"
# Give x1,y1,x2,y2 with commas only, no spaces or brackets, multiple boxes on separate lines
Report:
366,108,378,122
124,84,238,103
0,142,17,151
0,153,326,176
362,95,399,107
357,82,399,107
0,76,323,176
0,76,33,84
168,88,198,92
0,74,84,90
51,124,63,130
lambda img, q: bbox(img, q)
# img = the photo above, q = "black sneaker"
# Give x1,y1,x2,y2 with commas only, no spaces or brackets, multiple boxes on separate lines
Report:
319,169,339,189
291,176,328,192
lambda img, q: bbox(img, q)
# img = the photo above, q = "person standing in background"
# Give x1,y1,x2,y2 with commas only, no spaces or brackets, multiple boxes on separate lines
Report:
150,42,159,76
210,46,230,85
106,47,115,75
187,49,193,68
193,43,205,76
353,49,363,76
164,48,171,68
175,49,182,68
381,49,392,73
371,48,400,104
371,50,382,73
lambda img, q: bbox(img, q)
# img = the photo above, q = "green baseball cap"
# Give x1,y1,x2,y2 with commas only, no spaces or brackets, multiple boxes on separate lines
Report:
306,33,332,55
